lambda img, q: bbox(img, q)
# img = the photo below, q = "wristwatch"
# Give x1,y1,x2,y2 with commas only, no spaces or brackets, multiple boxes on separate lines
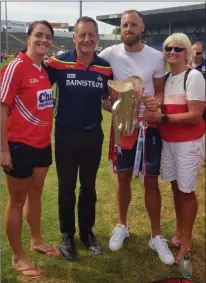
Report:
161,114,169,123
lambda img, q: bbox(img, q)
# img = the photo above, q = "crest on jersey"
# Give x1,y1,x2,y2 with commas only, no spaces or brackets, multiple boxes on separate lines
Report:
97,75,103,82
30,78,39,83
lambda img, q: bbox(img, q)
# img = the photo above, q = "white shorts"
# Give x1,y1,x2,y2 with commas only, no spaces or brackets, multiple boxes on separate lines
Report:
161,136,205,193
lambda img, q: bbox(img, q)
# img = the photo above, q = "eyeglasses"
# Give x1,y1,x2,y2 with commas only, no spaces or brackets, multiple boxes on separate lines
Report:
165,46,185,53
194,51,202,55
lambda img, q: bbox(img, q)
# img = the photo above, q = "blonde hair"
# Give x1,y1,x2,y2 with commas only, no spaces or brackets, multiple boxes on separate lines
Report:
163,33,192,65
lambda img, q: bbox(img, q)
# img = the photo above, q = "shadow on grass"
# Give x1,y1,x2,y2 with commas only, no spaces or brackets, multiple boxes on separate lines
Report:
1,233,204,283
39,233,205,283
1,279,21,283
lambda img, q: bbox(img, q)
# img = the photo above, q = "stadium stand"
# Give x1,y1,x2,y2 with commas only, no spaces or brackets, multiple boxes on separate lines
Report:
1,4,205,54
1,31,24,53
1,29,121,54
1,30,69,54
96,3,205,52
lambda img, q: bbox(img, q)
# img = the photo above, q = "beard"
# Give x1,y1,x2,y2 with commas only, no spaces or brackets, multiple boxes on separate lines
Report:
121,33,141,46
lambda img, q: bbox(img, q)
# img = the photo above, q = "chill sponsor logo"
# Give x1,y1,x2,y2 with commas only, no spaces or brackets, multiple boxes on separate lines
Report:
66,79,103,89
37,89,54,109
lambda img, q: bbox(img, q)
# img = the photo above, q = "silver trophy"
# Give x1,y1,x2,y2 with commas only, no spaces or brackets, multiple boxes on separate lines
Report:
108,76,144,146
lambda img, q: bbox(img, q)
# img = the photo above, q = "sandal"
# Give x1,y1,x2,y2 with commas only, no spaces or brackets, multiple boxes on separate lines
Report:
170,232,182,249
13,264,44,279
46,246,63,258
31,243,56,255
175,247,192,265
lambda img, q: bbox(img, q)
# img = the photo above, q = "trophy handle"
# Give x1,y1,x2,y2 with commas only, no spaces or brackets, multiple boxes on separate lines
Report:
112,99,121,145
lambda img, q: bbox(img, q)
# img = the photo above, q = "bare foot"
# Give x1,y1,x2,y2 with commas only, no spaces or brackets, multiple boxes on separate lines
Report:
174,231,182,242
12,256,44,278
31,239,56,254
47,246,63,258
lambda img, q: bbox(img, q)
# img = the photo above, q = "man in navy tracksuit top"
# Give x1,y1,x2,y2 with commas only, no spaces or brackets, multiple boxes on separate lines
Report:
47,17,112,259
191,42,206,121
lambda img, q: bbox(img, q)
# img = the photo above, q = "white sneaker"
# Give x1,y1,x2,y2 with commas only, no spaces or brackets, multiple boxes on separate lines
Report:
109,224,129,251
149,235,175,265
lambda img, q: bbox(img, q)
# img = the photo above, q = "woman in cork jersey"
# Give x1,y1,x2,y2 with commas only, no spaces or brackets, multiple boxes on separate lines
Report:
1,20,57,278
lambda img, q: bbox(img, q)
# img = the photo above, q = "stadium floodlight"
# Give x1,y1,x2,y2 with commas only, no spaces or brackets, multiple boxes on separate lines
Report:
73,0,139,1
5,0,9,53
2,0,151,22
70,0,140,1
73,0,139,17
68,0,140,17
5,0,140,1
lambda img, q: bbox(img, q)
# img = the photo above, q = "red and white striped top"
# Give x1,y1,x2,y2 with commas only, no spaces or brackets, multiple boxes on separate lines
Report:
160,69,205,142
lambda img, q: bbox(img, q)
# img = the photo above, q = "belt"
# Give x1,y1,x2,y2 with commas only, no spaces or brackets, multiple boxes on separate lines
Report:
83,123,101,130
56,122,101,131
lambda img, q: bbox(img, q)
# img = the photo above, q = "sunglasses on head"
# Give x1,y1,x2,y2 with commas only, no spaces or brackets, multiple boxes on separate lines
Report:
195,51,202,55
165,46,184,53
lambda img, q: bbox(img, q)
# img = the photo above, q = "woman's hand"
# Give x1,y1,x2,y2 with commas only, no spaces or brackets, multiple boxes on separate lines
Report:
1,150,13,172
143,110,162,123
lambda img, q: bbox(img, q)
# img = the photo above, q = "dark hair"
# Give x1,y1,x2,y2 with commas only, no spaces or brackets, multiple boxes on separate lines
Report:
27,20,54,38
20,48,27,53
121,9,143,22
21,20,54,53
74,16,98,35
193,41,205,52
14,50,20,57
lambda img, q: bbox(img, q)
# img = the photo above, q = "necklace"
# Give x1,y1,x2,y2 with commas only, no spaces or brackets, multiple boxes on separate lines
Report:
166,74,184,94
170,77,176,85
170,72,185,85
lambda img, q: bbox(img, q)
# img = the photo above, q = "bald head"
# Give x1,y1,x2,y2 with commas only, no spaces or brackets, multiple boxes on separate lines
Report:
192,41,204,64
192,41,204,51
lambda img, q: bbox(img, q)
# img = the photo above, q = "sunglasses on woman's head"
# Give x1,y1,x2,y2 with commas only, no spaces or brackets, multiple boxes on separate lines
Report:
165,46,185,53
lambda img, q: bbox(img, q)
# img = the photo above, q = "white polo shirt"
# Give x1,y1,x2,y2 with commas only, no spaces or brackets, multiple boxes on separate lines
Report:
99,43,165,116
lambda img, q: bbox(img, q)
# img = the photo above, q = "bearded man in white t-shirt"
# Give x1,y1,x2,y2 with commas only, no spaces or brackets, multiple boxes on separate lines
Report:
99,9,174,265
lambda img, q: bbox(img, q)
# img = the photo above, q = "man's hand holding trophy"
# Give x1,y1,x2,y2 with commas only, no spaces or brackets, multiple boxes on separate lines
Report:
107,76,161,180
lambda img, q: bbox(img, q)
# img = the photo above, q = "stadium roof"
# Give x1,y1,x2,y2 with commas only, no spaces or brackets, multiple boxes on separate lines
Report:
96,3,205,27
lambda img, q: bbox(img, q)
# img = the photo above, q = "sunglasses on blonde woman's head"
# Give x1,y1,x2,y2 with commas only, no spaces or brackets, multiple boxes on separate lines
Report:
165,46,185,53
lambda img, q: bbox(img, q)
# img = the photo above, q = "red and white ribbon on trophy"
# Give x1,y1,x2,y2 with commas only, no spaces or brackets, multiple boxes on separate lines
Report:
133,121,148,183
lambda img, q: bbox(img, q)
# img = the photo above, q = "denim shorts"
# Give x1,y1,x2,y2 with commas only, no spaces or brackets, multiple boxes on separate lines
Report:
116,127,162,176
